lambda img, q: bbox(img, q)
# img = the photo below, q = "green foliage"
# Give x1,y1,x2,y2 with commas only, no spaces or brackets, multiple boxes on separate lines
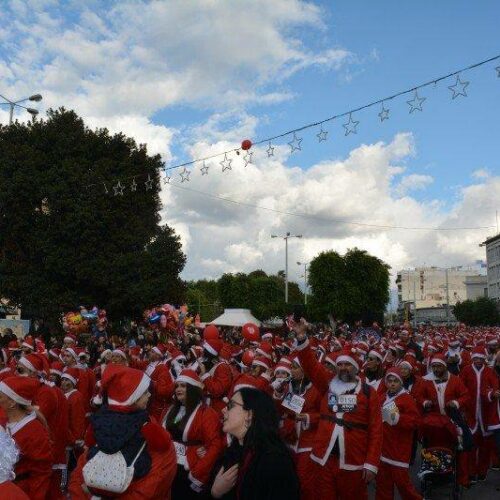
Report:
0,109,186,323
188,270,303,321
453,297,499,326
308,248,390,324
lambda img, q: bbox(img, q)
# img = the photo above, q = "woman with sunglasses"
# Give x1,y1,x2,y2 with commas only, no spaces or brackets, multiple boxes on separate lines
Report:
363,348,386,395
163,369,223,499
211,387,300,500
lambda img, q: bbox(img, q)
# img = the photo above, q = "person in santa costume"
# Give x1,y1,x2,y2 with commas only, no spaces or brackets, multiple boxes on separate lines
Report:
60,368,86,475
486,351,500,461
273,357,321,499
0,348,13,381
162,369,223,498
69,364,177,499
61,347,92,415
460,346,498,483
0,428,29,499
132,343,175,420
292,320,383,500
363,348,386,393
0,376,52,500
16,352,70,499
199,337,234,415
375,367,421,500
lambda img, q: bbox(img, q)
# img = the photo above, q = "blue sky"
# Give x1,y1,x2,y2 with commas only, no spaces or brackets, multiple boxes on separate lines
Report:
0,0,498,284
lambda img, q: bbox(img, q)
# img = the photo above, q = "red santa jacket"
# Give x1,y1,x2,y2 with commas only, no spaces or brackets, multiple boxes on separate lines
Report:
201,361,233,414
419,372,469,416
69,421,177,500
0,366,13,381
162,403,223,488
0,481,29,499
65,389,86,445
481,367,500,432
380,390,420,468
275,380,321,453
460,363,497,434
296,339,383,472
143,361,175,419
2,413,52,500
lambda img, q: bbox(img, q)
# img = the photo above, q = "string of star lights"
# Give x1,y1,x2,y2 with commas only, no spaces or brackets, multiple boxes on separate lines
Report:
93,54,499,195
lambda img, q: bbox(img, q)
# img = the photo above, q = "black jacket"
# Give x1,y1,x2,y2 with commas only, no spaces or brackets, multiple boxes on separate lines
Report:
212,442,300,500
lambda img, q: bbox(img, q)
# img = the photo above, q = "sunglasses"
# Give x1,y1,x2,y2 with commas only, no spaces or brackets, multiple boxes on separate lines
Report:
227,399,245,411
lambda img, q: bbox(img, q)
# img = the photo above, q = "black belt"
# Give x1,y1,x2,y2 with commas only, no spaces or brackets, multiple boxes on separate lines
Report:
320,414,368,430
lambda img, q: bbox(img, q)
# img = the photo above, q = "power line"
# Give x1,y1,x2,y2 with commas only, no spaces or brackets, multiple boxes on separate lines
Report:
166,182,495,232
164,53,500,172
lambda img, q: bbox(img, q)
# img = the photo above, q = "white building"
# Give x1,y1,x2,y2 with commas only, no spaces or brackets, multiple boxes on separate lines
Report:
396,265,485,311
482,233,500,302
464,275,488,300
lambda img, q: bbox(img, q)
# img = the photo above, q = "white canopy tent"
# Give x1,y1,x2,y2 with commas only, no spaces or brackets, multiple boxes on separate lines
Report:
208,308,261,327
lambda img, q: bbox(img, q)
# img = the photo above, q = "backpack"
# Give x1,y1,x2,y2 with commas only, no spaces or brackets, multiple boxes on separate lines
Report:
82,440,146,495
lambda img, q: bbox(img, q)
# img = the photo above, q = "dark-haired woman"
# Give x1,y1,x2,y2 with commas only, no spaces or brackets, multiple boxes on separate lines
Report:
163,369,223,499
211,387,300,500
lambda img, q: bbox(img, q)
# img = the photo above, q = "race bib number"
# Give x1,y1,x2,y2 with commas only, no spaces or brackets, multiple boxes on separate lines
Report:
337,394,357,413
328,393,338,412
382,401,399,423
174,442,187,466
282,393,305,414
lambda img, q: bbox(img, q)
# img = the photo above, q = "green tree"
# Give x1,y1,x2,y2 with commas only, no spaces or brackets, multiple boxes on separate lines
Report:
453,297,499,326
0,109,186,324
308,248,390,324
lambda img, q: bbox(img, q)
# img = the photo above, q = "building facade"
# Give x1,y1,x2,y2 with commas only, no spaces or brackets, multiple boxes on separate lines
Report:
464,275,488,300
482,233,500,302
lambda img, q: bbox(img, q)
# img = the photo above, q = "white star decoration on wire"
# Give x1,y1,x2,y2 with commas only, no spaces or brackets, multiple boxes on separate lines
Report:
163,173,171,184
448,75,469,99
145,175,154,190
200,161,209,175
130,178,137,192
342,113,359,135
407,91,426,113
180,167,191,182
316,127,328,142
378,104,390,122
113,181,125,196
288,132,302,153
266,142,275,157
220,153,232,172
243,152,253,167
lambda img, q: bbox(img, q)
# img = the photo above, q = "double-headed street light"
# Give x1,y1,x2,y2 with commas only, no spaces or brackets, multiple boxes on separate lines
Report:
297,261,310,305
0,93,43,125
271,232,303,303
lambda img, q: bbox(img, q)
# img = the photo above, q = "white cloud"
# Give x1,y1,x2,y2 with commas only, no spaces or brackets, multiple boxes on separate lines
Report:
472,168,489,179
395,174,434,196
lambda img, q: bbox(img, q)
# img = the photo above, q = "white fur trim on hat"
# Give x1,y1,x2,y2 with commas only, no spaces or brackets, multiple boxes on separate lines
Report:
176,374,203,389
252,359,269,370
385,371,403,384
61,373,77,386
203,342,218,357
152,347,164,357
64,348,78,360
368,350,384,361
0,381,31,406
233,383,255,392
108,373,151,407
430,357,447,367
50,368,63,377
18,357,37,373
112,349,127,360
471,352,487,359
336,355,360,371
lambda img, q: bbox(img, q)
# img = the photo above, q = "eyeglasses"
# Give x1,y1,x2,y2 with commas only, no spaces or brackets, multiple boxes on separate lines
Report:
227,399,245,411
16,367,28,375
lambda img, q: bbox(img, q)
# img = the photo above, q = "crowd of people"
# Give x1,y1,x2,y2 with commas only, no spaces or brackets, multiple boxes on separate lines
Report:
0,319,499,499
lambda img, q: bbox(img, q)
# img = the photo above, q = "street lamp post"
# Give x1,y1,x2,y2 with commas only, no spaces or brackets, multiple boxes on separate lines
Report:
297,261,309,305
271,232,302,303
0,93,42,125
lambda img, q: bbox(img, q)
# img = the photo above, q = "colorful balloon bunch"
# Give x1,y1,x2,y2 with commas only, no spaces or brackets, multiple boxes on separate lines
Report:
62,306,107,335
143,304,192,334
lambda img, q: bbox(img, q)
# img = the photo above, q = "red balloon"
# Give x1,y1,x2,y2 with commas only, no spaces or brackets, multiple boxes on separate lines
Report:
241,139,252,151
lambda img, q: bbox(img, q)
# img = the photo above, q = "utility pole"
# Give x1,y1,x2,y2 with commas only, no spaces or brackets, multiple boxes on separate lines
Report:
445,268,450,323
297,261,309,305
271,232,303,303
0,93,42,125
413,274,417,329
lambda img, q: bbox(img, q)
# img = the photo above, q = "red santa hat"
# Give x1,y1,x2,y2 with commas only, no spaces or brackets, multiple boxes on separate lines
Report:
203,324,220,341
101,364,150,409
7,340,20,351
242,323,260,343
50,361,64,377
0,376,39,406
252,356,271,371
18,353,49,375
448,336,460,347
63,333,77,344
21,336,34,350
48,348,61,360
63,347,78,360
274,361,291,376
256,341,273,360
232,373,262,393
430,353,447,367
175,369,203,389
151,343,167,358
61,367,80,386
189,345,203,360
368,348,384,362
170,349,186,363
203,338,223,356
324,353,338,367
385,367,403,384
261,332,273,342
336,348,361,371
471,346,487,360
112,347,128,360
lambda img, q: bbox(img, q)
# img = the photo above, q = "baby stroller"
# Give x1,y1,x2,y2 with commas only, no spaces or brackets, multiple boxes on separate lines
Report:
418,413,462,500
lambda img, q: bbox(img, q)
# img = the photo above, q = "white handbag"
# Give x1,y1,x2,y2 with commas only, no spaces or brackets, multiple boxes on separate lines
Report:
82,441,147,495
